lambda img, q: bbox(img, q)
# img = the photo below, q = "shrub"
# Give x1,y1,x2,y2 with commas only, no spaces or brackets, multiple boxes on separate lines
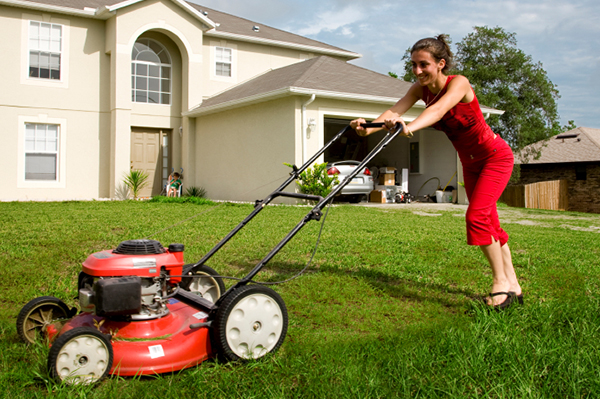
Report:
185,186,207,198
285,162,339,198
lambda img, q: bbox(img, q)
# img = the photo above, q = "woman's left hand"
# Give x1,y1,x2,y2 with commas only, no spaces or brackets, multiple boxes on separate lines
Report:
384,117,411,137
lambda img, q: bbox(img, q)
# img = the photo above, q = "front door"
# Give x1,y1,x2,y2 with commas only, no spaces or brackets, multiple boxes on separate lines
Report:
130,128,170,197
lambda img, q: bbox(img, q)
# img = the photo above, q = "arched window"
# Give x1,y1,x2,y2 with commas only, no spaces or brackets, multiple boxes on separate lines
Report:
131,38,171,104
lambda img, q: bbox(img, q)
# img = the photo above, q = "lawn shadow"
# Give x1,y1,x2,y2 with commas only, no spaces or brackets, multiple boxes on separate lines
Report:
234,259,478,311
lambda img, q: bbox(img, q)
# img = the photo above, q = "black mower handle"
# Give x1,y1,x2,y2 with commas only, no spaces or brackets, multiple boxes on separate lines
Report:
359,122,388,128
358,122,411,137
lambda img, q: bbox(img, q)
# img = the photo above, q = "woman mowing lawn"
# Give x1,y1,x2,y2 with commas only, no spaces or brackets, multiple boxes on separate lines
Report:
351,35,522,310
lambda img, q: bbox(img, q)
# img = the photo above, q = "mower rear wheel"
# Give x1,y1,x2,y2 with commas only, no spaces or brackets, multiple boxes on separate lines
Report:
48,327,113,385
181,264,226,303
211,285,288,361
16,296,72,344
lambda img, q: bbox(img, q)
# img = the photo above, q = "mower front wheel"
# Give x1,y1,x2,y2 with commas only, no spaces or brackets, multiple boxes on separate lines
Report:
48,327,113,385
181,264,226,303
16,296,73,344
211,284,288,362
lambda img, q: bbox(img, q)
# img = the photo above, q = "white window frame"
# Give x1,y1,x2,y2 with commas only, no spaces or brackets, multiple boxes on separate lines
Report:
21,15,70,88
210,41,237,82
215,47,232,77
28,21,62,80
24,123,59,181
131,38,172,105
17,115,67,188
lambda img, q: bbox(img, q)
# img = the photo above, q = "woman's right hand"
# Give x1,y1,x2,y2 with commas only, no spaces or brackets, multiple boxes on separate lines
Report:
350,118,367,136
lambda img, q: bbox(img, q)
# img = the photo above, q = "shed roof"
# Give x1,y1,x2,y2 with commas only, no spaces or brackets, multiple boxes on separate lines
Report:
516,127,600,165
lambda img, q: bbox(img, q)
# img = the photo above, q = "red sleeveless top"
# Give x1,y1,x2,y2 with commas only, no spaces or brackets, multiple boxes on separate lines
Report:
423,75,497,161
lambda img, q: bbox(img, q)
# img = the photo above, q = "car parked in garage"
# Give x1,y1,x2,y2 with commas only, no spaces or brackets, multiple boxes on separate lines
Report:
327,160,374,203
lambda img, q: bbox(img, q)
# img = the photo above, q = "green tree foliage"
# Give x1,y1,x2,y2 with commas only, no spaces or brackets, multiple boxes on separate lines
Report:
455,26,561,150
397,26,569,152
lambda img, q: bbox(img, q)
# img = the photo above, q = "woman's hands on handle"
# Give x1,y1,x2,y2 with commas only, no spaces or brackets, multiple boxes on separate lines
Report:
350,117,413,138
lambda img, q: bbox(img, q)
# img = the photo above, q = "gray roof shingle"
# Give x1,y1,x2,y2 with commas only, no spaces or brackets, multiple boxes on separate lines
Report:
516,127,600,164
186,4,352,54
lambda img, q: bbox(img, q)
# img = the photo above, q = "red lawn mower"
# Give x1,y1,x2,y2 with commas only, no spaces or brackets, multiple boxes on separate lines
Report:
16,122,406,385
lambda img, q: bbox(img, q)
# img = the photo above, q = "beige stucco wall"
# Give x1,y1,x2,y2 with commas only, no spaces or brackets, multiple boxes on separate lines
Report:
106,0,208,196
193,97,297,202
201,37,323,99
0,6,110,200
0,0,212,200
0,107,111,200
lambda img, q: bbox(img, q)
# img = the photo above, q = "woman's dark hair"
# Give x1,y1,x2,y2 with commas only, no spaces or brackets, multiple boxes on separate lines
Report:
411,34,454,73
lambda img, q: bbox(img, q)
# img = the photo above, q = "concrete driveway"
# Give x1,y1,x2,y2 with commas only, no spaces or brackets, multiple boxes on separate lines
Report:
355,201,468,212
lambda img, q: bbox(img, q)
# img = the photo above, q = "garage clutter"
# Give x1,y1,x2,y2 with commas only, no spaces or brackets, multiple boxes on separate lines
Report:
369,167,410,203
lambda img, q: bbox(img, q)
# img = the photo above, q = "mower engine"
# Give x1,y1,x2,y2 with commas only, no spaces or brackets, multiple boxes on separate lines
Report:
78,239,185,320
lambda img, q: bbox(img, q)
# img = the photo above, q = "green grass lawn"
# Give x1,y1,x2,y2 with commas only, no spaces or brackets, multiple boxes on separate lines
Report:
1,200,599,398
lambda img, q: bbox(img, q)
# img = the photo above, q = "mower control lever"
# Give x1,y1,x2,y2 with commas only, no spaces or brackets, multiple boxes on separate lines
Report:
189,321,212,329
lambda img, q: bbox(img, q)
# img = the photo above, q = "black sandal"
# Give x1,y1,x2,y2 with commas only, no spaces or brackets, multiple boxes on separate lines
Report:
488,291,516,311
510,292,524,305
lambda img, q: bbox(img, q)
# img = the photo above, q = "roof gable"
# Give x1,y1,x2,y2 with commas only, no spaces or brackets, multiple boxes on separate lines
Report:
516,127,600,164
10,0,213,26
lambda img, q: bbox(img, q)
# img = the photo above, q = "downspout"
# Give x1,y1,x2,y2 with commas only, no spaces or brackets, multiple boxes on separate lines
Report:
301,94,316,163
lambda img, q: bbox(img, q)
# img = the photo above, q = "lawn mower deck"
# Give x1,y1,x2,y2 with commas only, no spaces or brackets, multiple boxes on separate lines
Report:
51,296,213,377
16,122,406,385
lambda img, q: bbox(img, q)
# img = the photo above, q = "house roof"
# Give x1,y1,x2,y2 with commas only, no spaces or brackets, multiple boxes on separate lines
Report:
6,0,358,58
185,56,413,116
185,56,504,117
187,4,358,58
516,127,600,165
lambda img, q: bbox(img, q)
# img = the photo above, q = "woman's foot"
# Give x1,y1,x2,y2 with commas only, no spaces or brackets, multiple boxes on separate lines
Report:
486,291,516,310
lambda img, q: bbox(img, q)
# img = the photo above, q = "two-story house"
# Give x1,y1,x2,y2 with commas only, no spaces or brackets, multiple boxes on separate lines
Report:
1,0,499,202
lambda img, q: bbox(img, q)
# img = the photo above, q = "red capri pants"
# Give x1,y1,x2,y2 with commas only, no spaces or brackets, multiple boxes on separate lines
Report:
461,137,514,246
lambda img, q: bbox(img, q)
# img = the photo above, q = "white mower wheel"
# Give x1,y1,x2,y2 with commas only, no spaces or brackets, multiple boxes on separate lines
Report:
212,285,288,361
16,296,72,344
181,264,226,303
48,327,113,385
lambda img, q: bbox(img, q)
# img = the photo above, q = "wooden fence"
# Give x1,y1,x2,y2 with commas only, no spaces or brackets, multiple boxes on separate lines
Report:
500,180,568,211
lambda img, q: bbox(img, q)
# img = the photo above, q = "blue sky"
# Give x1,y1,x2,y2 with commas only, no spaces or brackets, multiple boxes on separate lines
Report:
194,0,599,130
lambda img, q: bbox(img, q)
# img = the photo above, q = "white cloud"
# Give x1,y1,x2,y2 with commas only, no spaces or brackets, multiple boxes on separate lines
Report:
293,5,363,36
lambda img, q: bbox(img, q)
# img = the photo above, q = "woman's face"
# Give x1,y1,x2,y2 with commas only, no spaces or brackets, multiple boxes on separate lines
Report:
411,50,445,87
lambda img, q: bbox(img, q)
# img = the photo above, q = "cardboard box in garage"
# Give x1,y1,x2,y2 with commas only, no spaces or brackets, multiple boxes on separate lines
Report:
378,173,395,186
369,190,387,203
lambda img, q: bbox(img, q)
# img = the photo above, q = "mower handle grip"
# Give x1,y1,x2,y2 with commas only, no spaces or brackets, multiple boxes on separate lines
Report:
359,122,386,128
359,122,402,130
358,122,410,137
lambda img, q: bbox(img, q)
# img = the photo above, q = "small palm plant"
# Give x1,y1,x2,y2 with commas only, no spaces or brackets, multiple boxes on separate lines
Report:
123,169,149,200
185,186,207,198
